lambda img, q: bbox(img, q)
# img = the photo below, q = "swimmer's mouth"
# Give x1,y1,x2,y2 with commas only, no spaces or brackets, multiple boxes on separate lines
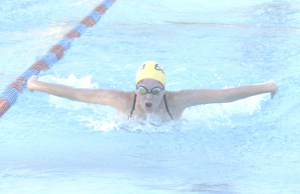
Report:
146,103,152,108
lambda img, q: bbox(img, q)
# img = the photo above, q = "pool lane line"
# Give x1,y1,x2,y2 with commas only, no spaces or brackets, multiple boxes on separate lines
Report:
0,0,116,118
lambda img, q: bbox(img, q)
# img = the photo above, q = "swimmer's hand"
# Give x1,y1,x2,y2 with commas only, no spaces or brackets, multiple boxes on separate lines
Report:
27,75,39,92
269,80,278,99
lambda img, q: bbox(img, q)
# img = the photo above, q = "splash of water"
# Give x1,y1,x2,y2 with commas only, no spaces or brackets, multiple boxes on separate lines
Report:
80,113,189,133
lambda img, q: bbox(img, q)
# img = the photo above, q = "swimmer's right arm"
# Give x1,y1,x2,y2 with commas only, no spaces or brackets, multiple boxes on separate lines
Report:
27,75,132,109
27,75,84,100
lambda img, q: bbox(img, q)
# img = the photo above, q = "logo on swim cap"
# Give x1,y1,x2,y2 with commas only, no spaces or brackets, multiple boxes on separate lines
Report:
136,61,165,86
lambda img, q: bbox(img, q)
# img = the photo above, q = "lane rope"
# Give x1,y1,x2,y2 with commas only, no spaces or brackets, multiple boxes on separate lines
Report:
0,0,116,118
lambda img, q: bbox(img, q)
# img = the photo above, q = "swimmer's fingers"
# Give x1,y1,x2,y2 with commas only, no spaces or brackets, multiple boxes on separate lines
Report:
27,75,39,92
269,80,278,99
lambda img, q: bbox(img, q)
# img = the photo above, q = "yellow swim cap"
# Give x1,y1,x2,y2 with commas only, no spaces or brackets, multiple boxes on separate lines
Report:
136,61,165,86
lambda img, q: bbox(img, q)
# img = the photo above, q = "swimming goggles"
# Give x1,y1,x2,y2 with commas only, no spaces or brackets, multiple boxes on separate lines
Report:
136,86,162,95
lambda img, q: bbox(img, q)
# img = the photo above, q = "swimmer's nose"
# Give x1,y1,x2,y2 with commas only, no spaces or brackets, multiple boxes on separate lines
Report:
145,93,152,99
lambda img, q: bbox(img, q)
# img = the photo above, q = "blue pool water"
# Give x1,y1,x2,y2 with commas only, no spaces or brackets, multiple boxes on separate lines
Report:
1,0,300,193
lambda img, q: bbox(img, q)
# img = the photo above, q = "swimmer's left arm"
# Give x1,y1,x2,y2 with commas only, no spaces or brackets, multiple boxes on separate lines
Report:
175,80,278,107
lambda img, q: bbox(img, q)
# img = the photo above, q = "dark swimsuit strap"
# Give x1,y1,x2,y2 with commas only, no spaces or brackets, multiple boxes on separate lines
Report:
129,94,137,118
129,94,173,120
163,95,173,120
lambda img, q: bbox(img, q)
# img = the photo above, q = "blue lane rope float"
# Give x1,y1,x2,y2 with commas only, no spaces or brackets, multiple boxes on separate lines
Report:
0,0,116,118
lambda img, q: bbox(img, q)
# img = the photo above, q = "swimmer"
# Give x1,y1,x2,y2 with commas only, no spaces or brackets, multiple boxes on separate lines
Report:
27,61,278,121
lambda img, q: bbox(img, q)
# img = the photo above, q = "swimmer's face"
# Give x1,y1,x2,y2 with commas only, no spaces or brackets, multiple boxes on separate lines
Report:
135,78,165,113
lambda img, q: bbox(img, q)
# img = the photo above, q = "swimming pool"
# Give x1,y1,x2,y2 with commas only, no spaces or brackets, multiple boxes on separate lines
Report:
1,0,300,193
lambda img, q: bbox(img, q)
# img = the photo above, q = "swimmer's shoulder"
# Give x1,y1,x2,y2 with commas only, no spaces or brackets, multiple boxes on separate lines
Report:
116,90,136,111
164,90,187,116
165,89,200,111
165,90,185,102
124,90,136,101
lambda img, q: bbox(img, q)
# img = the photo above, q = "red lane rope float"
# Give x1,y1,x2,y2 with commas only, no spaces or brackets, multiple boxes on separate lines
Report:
0,0,116,118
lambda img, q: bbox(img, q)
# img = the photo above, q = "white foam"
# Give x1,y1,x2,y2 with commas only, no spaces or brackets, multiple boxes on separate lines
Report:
79,112,188,133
